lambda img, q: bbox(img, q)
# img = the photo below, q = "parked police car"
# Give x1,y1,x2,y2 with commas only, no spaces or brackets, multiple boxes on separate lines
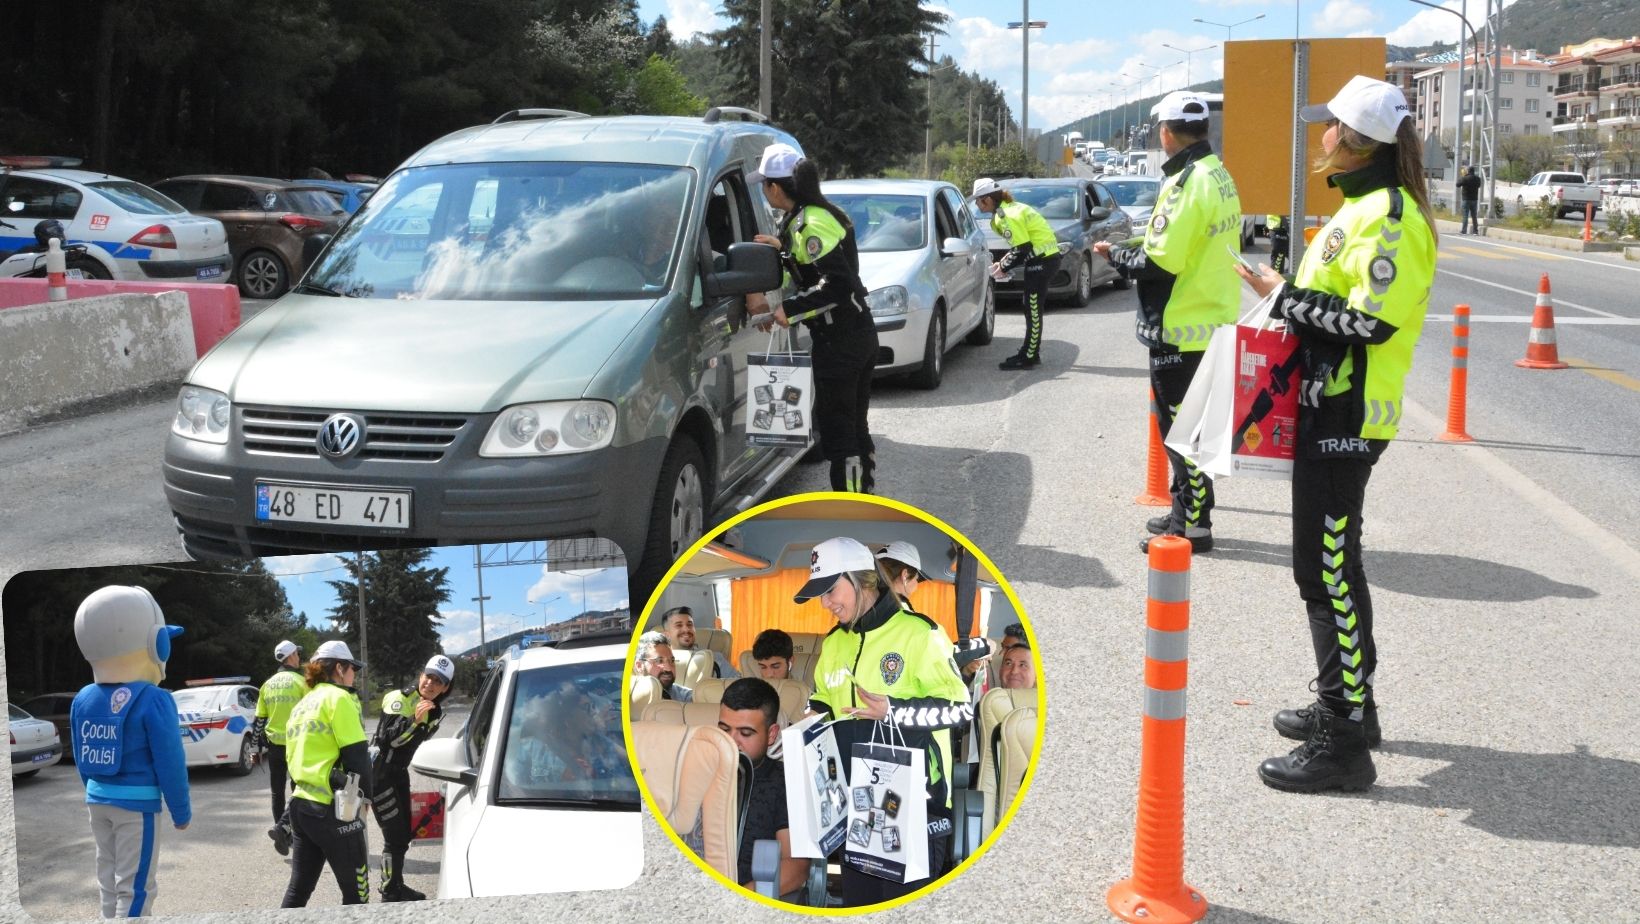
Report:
173,678,259,775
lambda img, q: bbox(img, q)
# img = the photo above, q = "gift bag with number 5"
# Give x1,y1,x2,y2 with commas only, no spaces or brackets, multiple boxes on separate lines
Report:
748,329,814,447
780,714,848,858
843,721,928,883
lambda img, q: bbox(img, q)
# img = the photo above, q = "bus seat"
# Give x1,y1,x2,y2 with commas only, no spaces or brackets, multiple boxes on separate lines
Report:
630,721,743,881
977,687,1035,835
997,706,1037,824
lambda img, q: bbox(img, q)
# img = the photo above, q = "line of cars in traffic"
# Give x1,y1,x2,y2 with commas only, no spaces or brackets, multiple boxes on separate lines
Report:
0,156,375,298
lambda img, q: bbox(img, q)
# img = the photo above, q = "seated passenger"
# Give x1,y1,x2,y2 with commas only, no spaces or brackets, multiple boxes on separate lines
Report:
718,678,807,897
1002,623,1027,651
661,606,739,679
1000,643,1035,690
635,631,692,702
752,629,794,680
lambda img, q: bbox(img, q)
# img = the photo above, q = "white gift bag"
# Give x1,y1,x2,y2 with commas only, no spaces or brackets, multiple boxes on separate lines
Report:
748,328,815,447
843,720,929,884
780,714,848,859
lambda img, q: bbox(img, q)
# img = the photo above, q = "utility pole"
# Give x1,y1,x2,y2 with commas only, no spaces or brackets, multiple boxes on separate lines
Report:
759,0,772,118
472,545,491,657
967,86,975,151
926,32,938,177
1008,7,1047,148
355,551,369,701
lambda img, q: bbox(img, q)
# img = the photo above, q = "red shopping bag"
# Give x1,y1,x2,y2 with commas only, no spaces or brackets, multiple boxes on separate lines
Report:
411,791,444,840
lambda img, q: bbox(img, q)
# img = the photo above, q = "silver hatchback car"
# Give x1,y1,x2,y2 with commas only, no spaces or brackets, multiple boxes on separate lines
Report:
163,110,798,593
821,179,994,389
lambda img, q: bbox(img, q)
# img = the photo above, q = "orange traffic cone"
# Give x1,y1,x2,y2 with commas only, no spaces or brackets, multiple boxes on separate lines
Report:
1136,389,1171,507
1515,273,1568,370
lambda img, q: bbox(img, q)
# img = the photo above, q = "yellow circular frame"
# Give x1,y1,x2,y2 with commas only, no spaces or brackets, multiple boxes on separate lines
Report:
620,491,1048,915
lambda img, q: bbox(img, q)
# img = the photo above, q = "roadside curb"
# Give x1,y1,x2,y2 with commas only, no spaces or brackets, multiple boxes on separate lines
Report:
1433,219,1622,252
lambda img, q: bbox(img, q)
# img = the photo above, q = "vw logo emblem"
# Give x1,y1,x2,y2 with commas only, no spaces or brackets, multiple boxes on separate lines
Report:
317,414,365,460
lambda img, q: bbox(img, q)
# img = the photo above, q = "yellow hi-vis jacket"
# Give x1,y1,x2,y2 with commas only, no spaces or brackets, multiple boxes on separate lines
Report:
1278,159,1435,446
1108,141,1242,353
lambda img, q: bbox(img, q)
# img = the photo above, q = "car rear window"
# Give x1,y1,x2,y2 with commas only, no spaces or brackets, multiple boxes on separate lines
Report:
308,161,693,300
89,181,187,215
1549,174,1586,184
8,704,30,721
827,194,927,252
496,658,636,807
1004,185,1080,220
173,688,226,711
283,188,344,214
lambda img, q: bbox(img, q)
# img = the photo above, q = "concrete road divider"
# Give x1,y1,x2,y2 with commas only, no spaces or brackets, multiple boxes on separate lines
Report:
1,291,195,432
0,277,241,357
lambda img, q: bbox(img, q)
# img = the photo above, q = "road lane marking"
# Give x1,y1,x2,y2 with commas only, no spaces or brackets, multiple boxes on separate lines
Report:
1446,244,1511,260
1454,236,1640,272
1401,398,1640,584
1434,268,1625,319
1561,356,1640,394
1430,315,1640,324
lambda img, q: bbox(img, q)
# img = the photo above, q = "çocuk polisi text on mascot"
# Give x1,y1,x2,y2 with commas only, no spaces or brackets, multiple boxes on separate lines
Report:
68,585,192,919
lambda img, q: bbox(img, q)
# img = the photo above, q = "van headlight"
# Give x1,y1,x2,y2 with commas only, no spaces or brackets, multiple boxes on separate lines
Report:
481,401,617,457
866,286,909,318
172,385,231,444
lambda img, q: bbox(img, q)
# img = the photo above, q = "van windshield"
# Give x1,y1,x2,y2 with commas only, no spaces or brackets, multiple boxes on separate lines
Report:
307,162,694,300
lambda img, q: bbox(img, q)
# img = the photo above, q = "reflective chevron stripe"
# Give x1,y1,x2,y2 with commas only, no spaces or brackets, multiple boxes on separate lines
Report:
1321,513,1370,717
1365,399,1402,427
1163,323,1219,346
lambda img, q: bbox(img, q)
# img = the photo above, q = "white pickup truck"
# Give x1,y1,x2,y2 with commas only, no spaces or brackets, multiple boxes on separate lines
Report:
1515,171,1601,218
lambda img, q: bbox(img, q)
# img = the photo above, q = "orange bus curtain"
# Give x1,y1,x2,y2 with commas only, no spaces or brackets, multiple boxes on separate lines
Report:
728,569,968,666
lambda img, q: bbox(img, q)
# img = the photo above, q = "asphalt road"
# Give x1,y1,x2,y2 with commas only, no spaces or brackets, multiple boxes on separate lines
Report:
3,224,1638,921
10,708,460,918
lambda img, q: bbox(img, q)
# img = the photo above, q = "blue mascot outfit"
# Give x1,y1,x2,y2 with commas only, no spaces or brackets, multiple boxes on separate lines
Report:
69,585,191,919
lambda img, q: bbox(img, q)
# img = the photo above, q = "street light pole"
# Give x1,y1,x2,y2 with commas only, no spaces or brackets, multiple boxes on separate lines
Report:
759,0,771,118
1163,42,1217,88
1007,8,1047,148
1193,14,1265,40
472,544,491,656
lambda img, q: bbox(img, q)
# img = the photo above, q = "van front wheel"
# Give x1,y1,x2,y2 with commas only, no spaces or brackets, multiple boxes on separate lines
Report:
636,437,708,594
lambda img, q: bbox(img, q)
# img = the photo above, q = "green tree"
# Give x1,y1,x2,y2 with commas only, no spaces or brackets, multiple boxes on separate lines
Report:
714,0,948,178
1498,133,1557,182
633,54,708,116
326,550,453,694
673,36,741,109
941,143,1043,199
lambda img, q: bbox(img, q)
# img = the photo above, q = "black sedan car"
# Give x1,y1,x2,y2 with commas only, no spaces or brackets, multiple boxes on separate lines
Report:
977,177,1133,307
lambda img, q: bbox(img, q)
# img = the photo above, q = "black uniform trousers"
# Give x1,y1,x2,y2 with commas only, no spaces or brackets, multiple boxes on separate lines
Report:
281,796,370,906
1016,254,1060,360
813,331,878,493
266,744,291,824
372,764,413,850
1291,450,1380,721
1150,349,1214,532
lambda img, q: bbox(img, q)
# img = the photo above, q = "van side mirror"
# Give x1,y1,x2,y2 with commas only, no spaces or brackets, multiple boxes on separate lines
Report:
940,237,973,257
1089,206,1112,221
703,242,782,298
302,233,333,268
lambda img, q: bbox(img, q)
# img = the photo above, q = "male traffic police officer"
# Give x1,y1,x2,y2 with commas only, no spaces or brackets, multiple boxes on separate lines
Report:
69,585,191,919
1096,90,1243,553
370,654,455,902
255,639,310,855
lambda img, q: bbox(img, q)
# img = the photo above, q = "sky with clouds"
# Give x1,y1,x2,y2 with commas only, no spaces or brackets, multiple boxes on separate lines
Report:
265,548,629,657
643,0,1517,134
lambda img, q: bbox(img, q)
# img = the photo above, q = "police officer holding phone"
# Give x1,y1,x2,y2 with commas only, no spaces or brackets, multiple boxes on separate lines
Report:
281,641,375,907
370,654,454,902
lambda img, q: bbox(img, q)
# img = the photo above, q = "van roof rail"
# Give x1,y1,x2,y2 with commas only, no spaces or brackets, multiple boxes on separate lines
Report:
492,109,590,125
703,107,769,125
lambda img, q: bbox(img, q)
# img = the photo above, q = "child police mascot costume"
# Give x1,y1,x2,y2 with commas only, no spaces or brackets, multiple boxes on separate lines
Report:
69,585,191,919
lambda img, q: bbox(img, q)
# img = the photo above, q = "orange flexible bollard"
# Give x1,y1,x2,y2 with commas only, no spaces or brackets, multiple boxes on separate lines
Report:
1583,202,1593,243
1108,535,1206,924
1136,388,1172,507
1516,273,1569,370
1438,304,1475,442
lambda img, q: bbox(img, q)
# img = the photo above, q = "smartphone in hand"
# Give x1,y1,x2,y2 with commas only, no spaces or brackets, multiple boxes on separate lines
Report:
1227,243,1257,274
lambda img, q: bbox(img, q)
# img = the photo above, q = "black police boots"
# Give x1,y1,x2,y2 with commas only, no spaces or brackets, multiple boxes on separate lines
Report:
381,851,426,901
267,823,291,856
998,352,1041,370
1145,515,1172,535
1139,528,1212,554
1274,699,1382,748
1258,706,1377,793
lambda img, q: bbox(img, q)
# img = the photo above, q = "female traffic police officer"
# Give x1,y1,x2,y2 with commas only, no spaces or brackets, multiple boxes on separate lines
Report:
370,654,454,902
798,537,972,905
281,640,375,907
1236,75,1436,794
745,143,880,493
970,179,1061,370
